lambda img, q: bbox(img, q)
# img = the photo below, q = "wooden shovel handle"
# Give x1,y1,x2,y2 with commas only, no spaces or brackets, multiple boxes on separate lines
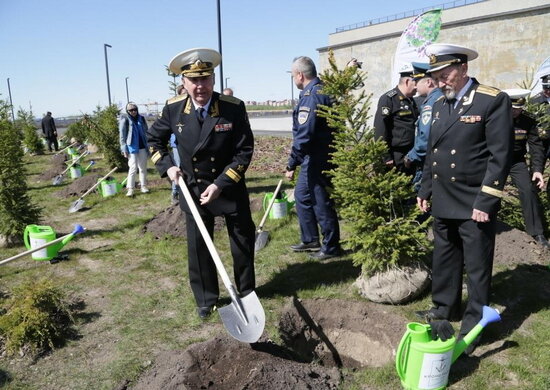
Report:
79,167,118,199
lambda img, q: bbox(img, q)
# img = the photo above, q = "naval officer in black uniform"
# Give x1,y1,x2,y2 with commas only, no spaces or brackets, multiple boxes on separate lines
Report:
530,73,550,199
416,44,514,353
147,48,255,319
374,63,419,175
503,89,549,248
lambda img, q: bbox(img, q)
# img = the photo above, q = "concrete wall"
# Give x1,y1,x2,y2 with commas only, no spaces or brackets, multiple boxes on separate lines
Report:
318,0,549,122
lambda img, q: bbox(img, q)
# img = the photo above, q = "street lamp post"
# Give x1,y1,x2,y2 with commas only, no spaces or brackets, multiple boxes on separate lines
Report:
225,77,230,88
6,78,15,121
104,43,112,106
216,0,224,91
286,71,294,105
125,77,130,103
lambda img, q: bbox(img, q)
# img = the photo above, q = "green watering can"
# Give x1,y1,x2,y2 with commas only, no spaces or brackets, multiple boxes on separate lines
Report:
0,224,86,265
396,306,501,390
262,190,294,219
99,177,127,197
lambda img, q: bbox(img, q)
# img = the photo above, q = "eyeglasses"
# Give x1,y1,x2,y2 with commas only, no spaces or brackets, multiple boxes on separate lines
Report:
128,108,137,112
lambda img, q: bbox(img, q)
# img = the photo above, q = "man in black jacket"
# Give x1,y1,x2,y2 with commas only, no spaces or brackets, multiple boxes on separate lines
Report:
416,44,514,354
504,89,549,248
41,111,58,152
147,48,255,319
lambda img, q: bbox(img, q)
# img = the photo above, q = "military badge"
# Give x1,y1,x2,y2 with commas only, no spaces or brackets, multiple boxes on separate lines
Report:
176,123,184,133
215,123,233,132
421,110,432,125
381,107,390,116
298,106,311,124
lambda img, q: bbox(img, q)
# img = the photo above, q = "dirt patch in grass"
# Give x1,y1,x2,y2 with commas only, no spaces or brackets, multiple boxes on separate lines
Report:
249,136,291,173
36,154,68,181
131,335,341,390
53,174,102,198
494,221,549,267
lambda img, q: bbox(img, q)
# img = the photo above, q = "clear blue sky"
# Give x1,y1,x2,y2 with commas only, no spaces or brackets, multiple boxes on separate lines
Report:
0,0,441,117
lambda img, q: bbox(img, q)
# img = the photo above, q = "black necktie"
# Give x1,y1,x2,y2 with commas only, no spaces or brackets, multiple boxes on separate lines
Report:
196,107,205,124
447,98,456,115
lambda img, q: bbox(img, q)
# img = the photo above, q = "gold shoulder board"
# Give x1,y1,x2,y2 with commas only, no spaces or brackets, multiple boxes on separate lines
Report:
477,85,500,97
166,94,187,105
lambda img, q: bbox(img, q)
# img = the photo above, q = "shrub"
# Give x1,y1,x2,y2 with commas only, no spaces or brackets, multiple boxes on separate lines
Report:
0,279,76,356
17,108,44,155
317,51,432,276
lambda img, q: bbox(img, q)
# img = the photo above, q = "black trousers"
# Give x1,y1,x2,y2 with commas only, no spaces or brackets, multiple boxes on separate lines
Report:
185,208,255,308
431,217,496,337
509,161,544,236
46,136,58,152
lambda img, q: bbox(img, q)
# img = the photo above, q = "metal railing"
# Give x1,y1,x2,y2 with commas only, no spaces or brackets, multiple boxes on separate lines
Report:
335,0,487,33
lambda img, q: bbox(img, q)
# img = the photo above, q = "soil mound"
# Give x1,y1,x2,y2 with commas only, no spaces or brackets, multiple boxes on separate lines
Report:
279,297,406,368
249,136,291,173
37,154,67,181
494,221,549,266
54,174,102,198
132,335,341,390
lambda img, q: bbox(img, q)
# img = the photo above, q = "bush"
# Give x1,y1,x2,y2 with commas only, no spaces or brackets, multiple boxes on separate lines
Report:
0,279,76,356
317,51,432,276
0,100,41,243
64,120,89,144
17,108,44,155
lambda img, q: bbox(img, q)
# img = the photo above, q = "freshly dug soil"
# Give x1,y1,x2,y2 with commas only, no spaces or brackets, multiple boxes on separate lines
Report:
37,154,68,181
53,174,102,198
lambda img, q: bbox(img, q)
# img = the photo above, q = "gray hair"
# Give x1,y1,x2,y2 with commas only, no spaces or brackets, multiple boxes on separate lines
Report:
292,56,317,79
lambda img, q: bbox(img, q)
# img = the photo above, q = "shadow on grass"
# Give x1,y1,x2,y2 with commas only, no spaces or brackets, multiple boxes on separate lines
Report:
0,369,12,387
257,258,360,298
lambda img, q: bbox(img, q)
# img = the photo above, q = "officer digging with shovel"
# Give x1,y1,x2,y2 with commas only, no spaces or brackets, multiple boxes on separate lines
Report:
147,48,256,320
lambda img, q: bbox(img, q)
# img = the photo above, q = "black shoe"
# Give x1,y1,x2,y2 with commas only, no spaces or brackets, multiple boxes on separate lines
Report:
309,250,341,260
533,235,550,249
290,242,321,252
197,305,215,319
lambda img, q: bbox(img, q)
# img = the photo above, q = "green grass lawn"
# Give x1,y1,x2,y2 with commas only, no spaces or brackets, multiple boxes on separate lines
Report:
0,152,549,390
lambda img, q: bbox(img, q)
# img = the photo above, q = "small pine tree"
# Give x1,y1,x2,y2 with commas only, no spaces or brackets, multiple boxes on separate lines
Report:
0,100,41,245
17,107,44,155
317,51,432,276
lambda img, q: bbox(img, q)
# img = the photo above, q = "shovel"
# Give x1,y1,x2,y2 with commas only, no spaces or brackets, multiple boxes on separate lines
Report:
52,150,89,185
54,141,77,156
178,176,265,343
254,179,284,252
0,224,86,266
69,167,118,213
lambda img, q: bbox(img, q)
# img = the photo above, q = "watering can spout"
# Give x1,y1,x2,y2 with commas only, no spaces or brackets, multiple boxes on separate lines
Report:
57,224,86,251
452,306,501,362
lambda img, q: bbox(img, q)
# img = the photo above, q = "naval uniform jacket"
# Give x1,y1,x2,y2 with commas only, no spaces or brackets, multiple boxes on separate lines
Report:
418,80,514,218
374,86,419,162
512,113,544,173
147,92,253,216
530,93,550,158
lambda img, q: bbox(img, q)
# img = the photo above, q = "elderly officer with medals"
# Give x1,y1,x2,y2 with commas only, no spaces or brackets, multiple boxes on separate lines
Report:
285,56,341,260
416,44,514,353
147,48,256,319
374,63,419,175
503,89,549,248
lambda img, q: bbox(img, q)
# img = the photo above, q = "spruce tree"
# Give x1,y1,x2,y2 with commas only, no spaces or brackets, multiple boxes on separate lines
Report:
317,51,432,276
0,100,41,246
18,107,44,155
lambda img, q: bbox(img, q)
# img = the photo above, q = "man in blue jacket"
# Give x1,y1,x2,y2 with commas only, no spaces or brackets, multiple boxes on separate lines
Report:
285,56,341,260
404,62,444,191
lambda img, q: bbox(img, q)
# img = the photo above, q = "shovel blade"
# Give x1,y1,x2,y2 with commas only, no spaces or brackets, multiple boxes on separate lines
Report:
68,199,84,213
254,230,270,252
218,291,265,343
52,174,63,186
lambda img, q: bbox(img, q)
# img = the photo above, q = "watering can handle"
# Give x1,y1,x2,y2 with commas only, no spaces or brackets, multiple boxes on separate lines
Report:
23,225,31,250
55,141,78,155
395,330,411,381
258,180,284,230
61,150,89,175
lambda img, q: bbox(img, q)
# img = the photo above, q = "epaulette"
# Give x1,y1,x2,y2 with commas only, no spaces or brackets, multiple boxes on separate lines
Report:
436,95,445,102
166,94,187,105
477,85,500,97
386,90,397,98
219,94,242,105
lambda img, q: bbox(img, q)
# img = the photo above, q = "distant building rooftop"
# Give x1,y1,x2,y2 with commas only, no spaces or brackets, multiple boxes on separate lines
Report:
334,0,487,33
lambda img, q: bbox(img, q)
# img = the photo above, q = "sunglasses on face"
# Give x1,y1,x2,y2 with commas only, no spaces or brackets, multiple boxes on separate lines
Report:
128,108,137,112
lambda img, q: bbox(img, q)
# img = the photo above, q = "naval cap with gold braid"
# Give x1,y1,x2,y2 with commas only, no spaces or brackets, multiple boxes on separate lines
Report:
426,43,478,72
503,88,530,108
169,48,221,77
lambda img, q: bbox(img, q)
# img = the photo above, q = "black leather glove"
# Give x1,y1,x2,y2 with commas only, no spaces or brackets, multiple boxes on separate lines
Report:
429,320,455,341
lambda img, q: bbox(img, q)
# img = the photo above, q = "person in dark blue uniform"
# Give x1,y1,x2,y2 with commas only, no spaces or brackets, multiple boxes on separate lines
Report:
404,62,444,191
503,89,549,248
374,63,419,175
285,56,341,260
147,48,256,319
416,44,514,354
